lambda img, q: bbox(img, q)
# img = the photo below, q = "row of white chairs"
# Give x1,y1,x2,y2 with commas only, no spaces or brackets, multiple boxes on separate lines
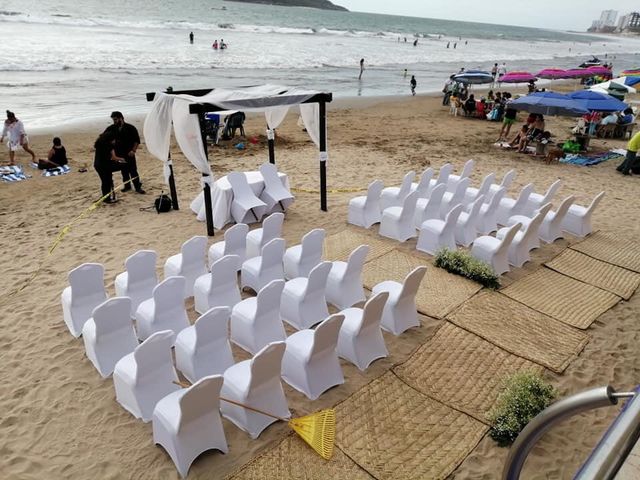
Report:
81,259,426,477
227,163,294,225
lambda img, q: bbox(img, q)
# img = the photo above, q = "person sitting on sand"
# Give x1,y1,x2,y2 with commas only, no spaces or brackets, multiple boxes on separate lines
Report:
509,124,529,148
37,137,68,169
1,110,36,166
463,94,476,116
518,114,545,152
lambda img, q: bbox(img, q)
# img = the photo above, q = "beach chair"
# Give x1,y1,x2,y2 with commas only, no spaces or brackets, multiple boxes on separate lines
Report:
410,168,434,198
497,204,552,267
61,263,108,338
227,171,268,224
246,212,284,259
230,279,286,355
259,163,294,213
194,255,241,315
379,171,415,211
473,186,506,235
348,180,384,228
114,250,158,318
561,191,605,237
135,276,190,342
241,238,286,293
174,307,234,383
221,341,290,439
283,228,325,280
325,244,369,310
113,330,179,422
379,190,418,242
82,297,138,378
281,314,345,400
440,177,470,217
417,204,463,255
371,266,427,336
414,183,446,228
446,159,474,193
152,375,228,479
509,196,575,246
207,223,248,270
471,223,522,275
463,172,495,206
455,195,485,247
280,261,331,330
523,179,562,216
164,236,208,298
496,183,534,226
336,291,389,371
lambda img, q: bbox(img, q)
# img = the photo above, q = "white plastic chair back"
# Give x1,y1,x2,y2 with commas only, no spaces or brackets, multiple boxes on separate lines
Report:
500,169,516,189
460,159,475,178
544,195,576,241
309,314,344,358
227,171,257,200
496,223,521,259
193,307,231,351
442,177,470,213
399,190,419,224
224,223,249,262
262,212,285,244
446,159,474,193
210,254,240,293
585,191,605,215
63,263,108,337
154,276,186,314
261,237,286,274
345,244,369,279
513,183,534,211
435,163,453,185
134,330,176,372
249,341,287,390
256,278,285,319
304,261,332,297
178,375,224,430
540,179,562,204
365,179,385,205
563,191,604,237
181,236,207,269
359,291,389,336
398,170,415,198
197,255,240,313
301,228,325,261
259,163,294,211
442,204,464,239
467,194,485,223
228,171,267,223
92,297,134,339
399,266,427,304
477,173,496,198
125,250,158,289
414,168,434,197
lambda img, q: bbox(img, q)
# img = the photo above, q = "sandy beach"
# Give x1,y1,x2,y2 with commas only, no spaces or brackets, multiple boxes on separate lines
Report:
1,91,640,479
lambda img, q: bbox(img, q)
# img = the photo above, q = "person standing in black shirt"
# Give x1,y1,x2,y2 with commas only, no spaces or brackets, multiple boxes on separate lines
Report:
105,111,145,193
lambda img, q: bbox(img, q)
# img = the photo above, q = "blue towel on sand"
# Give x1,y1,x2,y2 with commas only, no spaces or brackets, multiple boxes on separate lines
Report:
42,165,71,177
0,165,29,182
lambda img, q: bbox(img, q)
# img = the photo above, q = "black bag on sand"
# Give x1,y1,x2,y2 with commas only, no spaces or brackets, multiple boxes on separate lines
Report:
154,193,172,213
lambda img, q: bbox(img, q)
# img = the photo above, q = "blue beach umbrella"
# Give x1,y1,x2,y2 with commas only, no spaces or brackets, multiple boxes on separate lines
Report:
566,90,628,112
508,91,589,117
453,70,494,85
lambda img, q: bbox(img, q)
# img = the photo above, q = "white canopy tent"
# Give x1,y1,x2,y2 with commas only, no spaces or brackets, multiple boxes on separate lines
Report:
144,85,332,235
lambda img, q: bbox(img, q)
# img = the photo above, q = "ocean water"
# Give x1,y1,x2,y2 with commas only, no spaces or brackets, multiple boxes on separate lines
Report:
2,0,640,129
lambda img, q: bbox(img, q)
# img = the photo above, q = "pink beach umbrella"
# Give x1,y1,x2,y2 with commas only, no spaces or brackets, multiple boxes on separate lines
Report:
586,66,611,76
563,68,595,79
536,68,567,79
500,71,538,83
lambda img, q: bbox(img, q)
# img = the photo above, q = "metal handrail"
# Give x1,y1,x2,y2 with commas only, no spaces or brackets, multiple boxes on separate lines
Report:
502,385,639,480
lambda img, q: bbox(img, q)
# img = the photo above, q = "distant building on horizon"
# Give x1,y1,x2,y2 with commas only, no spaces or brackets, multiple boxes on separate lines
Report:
599,9,618,28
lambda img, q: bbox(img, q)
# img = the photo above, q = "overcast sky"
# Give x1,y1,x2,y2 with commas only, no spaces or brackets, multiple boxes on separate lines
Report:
335,1,639,31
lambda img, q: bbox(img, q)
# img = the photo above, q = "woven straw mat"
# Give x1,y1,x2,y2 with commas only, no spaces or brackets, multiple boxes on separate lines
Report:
446,291,589,373
335,372,487,480
323,229,395,263
546,249,640,300
570,231,640,273
501,267,619,330
394,322,543,423
362,249,482,319
227,433,373,480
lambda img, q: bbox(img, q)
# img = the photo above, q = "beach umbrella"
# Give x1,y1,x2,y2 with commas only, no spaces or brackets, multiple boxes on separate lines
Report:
591,82,630,101
585,66,611,76
536,68,567,79
621,68,640,77
500,71,538,84
589,79,636,94
453,70,494,85
566,90,628,112
508,91,589,116
563,68,595,79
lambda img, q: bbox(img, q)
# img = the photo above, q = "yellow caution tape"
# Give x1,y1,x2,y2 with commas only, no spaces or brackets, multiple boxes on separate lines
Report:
0,177,139,306
291,186,366,194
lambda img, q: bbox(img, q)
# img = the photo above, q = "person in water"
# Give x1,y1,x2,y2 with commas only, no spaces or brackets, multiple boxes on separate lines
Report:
410,75,417,96
189,31,194,44
212,39,218,49
220,39,227,49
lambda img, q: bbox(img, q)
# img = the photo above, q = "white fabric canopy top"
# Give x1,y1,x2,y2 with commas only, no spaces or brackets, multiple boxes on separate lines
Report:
143,85,330,185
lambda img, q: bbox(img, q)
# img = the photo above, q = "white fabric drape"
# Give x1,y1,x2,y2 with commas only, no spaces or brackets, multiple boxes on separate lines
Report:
143,93,174,184
171,97,212,176
300,103,320,148
264,106,290,130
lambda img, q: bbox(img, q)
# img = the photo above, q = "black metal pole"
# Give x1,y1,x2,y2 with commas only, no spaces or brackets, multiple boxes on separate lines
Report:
167,151,179,210
319,101,327,212
267,128,276,164
197,112,215,236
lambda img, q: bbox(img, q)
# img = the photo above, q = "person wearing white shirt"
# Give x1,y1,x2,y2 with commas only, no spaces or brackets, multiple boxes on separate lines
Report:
0,110,36,166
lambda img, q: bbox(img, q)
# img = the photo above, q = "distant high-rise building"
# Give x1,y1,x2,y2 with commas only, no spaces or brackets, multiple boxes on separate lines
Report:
618,14,630,30
599,9,618,27
629,12,640,30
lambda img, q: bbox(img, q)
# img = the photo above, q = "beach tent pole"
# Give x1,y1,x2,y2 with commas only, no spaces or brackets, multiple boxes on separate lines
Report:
319,101,328,212
197,112,215,236
167,151,179,210
267,127,276,164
